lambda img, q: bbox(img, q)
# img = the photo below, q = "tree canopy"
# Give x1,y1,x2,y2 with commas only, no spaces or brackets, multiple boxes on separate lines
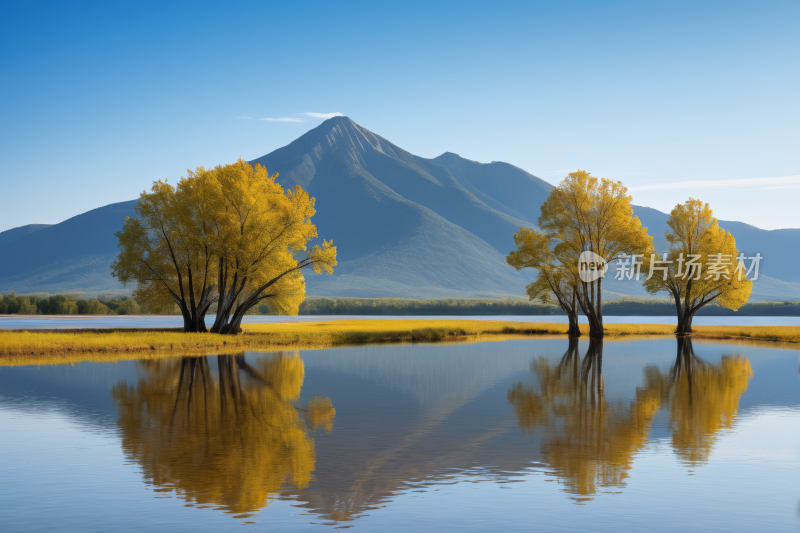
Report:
111,159,337,333
534,171,653,338
643,198,752,334
507,227,581,337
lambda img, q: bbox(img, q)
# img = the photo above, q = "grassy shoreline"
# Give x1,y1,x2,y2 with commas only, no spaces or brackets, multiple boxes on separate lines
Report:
1,319,798,366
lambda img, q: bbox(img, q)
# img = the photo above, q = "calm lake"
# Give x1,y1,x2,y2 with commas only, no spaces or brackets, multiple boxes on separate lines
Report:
1,338,799,531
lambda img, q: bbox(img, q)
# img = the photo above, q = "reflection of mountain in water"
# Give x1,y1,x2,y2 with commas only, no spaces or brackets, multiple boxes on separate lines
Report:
279,342,554,521
106,340,756,522
296,342,547,416
0,338,763,525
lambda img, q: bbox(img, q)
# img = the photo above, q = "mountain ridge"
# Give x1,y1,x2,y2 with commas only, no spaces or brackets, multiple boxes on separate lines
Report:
0,224,52,247
1,116,798,301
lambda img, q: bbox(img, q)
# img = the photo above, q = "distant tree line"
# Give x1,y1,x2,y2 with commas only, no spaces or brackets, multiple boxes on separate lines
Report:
0,292,140,315
293,298,556,316
3,292,797,317
599,298,800,317
294,297,800,317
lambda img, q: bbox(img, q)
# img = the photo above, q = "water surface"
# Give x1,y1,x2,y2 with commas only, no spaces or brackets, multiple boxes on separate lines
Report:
2,314,799,329
1,338,798,531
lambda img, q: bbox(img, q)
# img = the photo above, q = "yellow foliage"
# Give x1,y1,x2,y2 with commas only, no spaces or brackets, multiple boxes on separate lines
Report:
111,159,337,333
508,341,662,495
537,171,654,336
667,354,753,465
111,174,220,323
539,171,653,268
208,161,336,332
306,396,336,433
112,353,332,515
644,199,753,331
508,339,754,497
507,227,580,331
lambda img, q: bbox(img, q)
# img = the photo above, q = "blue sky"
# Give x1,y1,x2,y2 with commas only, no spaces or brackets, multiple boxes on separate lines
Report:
1,0,797,232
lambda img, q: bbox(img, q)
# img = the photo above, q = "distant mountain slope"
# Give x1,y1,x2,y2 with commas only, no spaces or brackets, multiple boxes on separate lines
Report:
0,116,797,301
250,116,541,297
633,205,800,283
428,152,552,224
251,116,535,258
0,201,136,294
0,224,51,247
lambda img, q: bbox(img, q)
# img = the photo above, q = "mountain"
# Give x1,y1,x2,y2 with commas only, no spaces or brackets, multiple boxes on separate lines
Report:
0,224,51,247
249,116,555,297
0,116,798,301
0,201,136,295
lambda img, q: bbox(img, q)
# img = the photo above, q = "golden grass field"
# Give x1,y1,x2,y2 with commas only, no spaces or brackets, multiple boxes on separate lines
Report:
0,319,798,366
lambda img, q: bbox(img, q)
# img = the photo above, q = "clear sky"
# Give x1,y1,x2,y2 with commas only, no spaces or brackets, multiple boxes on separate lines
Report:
1,0,797,232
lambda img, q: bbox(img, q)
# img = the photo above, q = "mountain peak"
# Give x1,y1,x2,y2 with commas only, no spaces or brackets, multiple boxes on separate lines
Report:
251,115,405,176
318,114,355,127
434,152,481,165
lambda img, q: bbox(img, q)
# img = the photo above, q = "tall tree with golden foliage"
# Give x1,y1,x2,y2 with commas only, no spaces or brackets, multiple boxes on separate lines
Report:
111,159,337,334
643,199,752,335
536,171,653,338
111,177,218,332
207,160,336,334
507,227,581,337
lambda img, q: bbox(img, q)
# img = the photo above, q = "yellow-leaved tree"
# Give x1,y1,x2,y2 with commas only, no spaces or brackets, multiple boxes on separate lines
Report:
111,177,218,332
507,227,581,337
537,171,653,338
643,199,752,335
111,159,337,334
208,160,336,334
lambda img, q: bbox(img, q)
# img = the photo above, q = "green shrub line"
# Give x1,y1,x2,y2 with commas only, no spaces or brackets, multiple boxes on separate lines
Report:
0,292,140,315
2,293,799,317
295,297,800,316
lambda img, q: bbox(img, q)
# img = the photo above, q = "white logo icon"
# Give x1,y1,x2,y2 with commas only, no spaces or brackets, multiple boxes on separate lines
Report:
578,251,608,282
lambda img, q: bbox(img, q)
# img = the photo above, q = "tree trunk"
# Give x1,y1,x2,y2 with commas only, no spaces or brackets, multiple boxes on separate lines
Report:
591,277,604,339
567,314,580,338
582,279,604,339
178,301,197,333
588,313,603,339
567,292,581,338
676,280,695,336
675,308,694,336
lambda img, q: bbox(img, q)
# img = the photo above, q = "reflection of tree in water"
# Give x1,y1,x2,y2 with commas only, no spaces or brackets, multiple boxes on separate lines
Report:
509,339,661,497
112,353,334,517
508,338,752,498
665,337,753,465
